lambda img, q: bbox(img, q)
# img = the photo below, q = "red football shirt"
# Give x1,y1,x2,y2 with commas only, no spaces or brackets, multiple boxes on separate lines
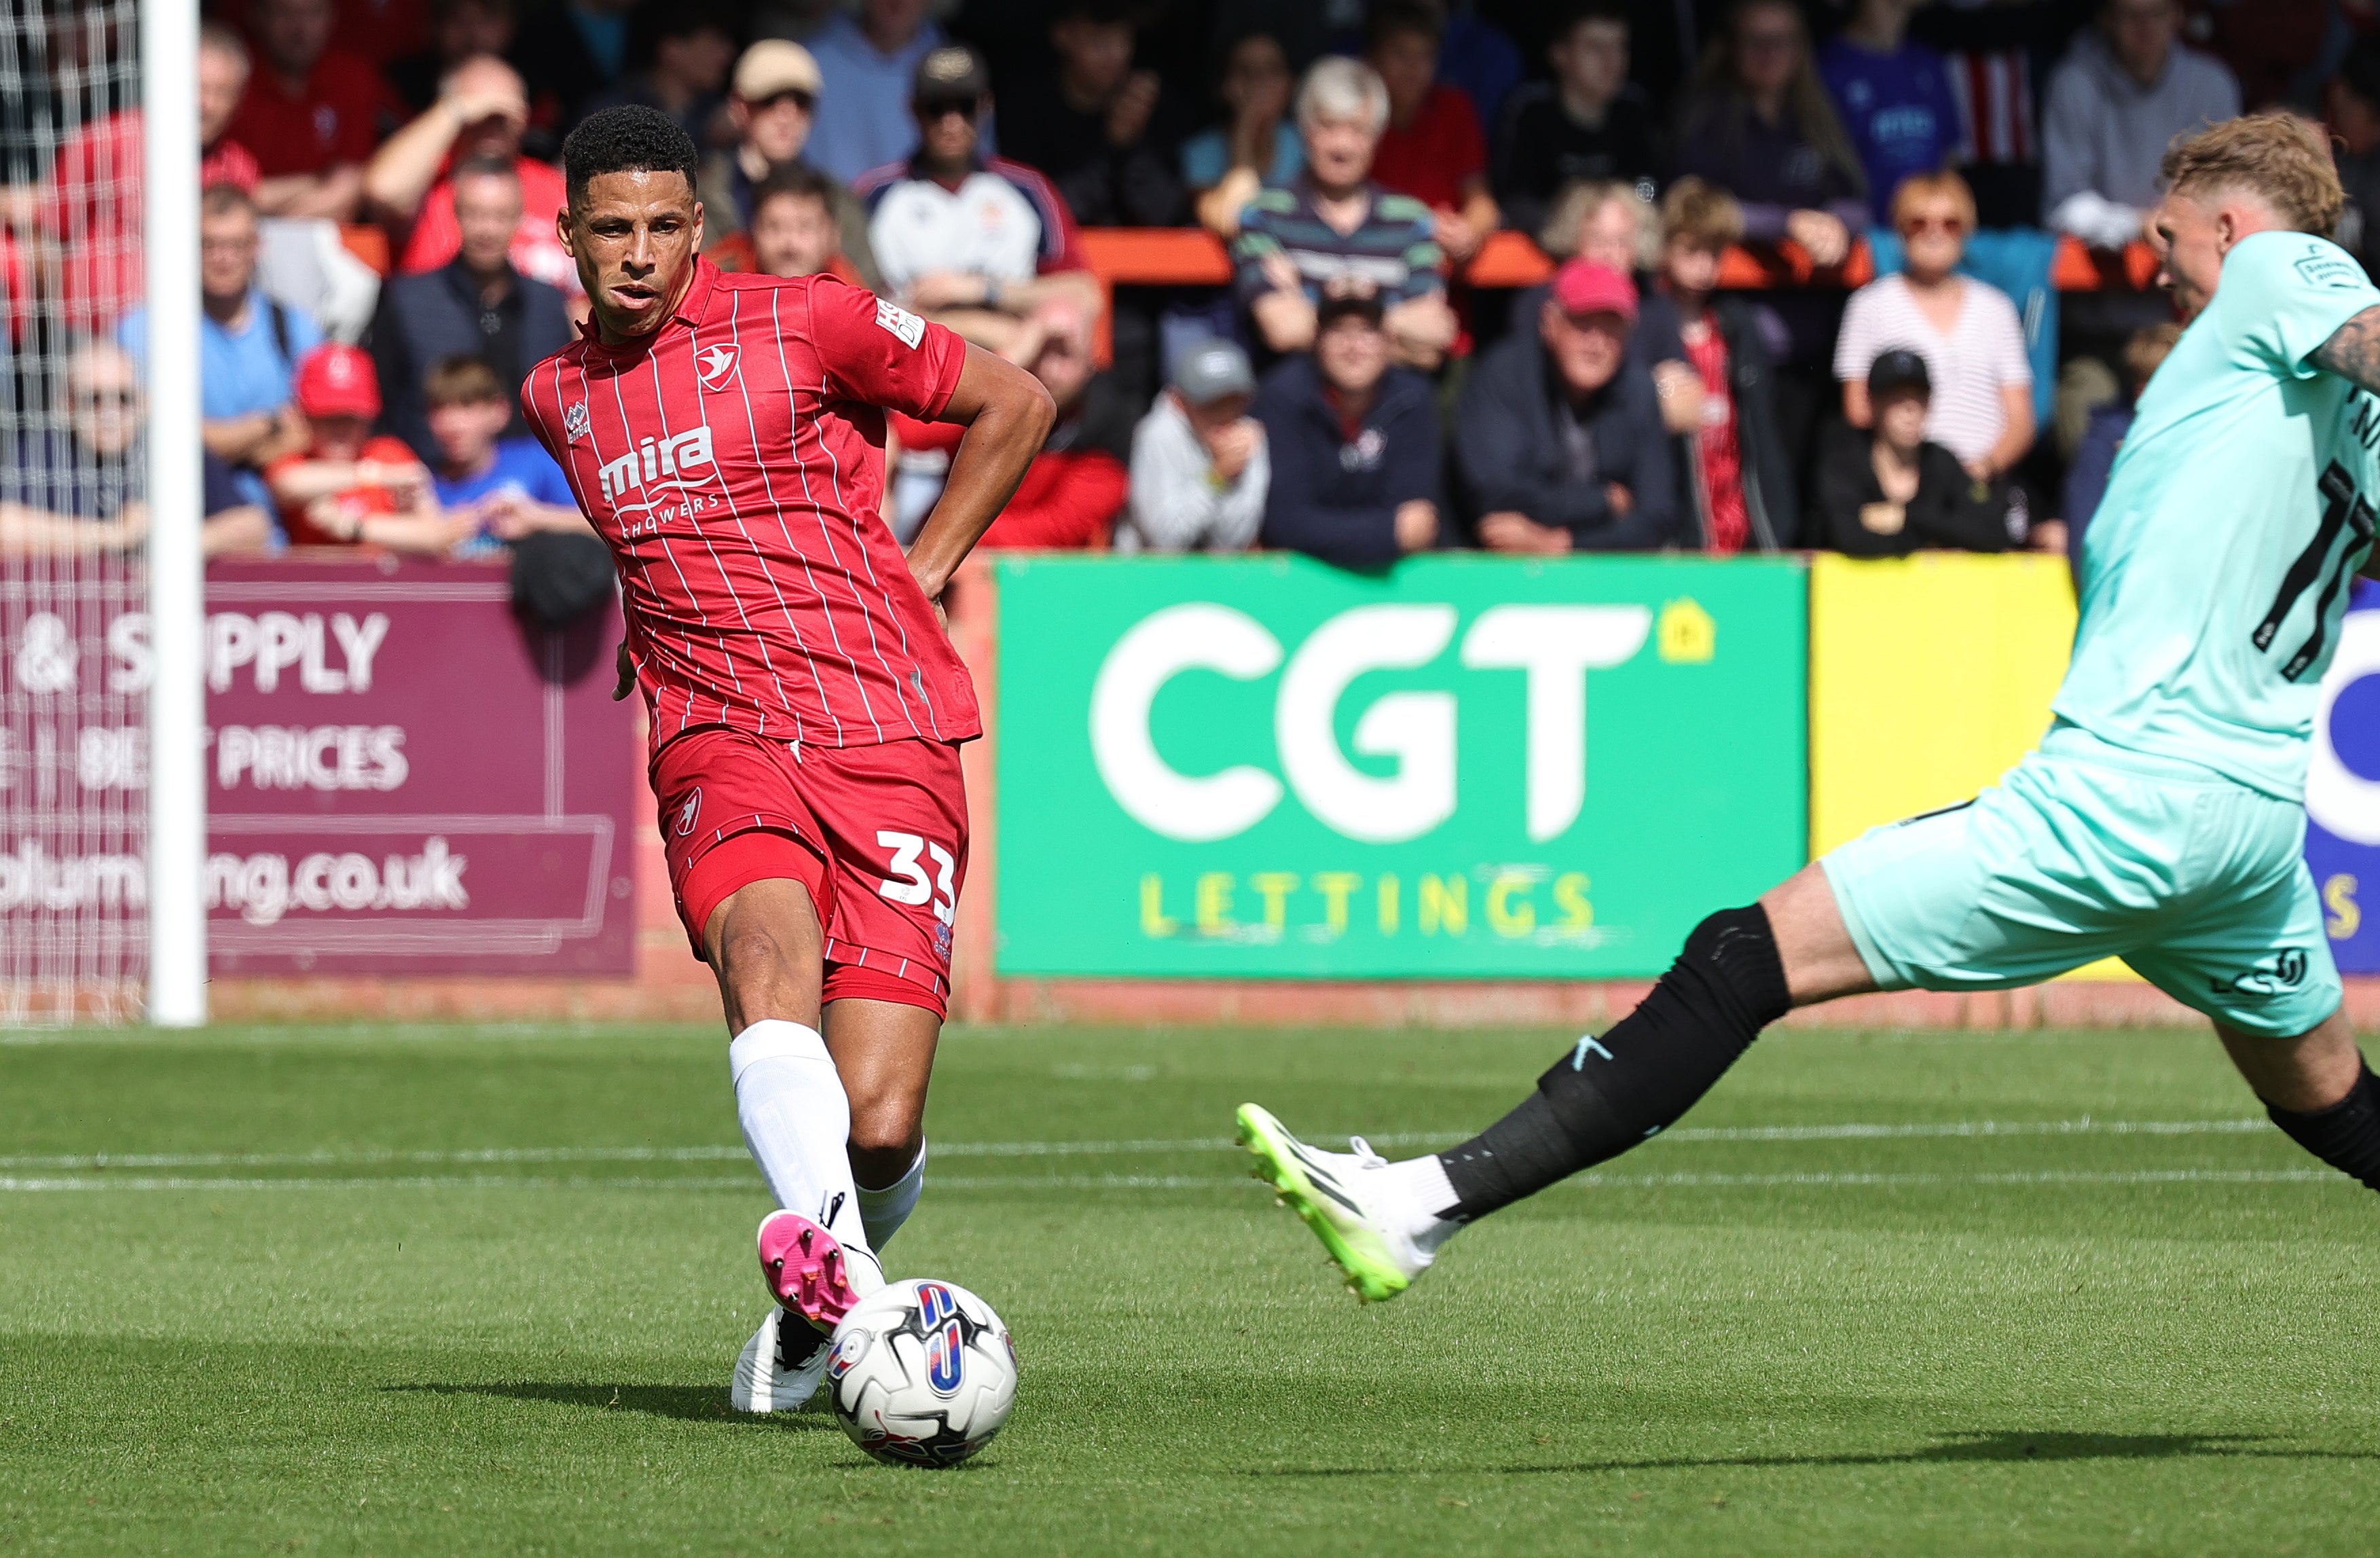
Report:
41,111,262,328
1369,84,1487,212
266,435,420,545
521,260,978,753
226,52,399,177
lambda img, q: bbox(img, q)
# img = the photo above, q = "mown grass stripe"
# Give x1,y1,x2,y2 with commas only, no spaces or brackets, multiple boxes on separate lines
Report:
0,1117,2273,1172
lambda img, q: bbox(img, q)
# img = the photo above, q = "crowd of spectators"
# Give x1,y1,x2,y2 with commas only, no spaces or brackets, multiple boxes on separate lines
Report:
4,0,2370,575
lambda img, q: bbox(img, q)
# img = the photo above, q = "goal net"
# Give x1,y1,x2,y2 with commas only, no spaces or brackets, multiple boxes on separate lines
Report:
0,0,160,1023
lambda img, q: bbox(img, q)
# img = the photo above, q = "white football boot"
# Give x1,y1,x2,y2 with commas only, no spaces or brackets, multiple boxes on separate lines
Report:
731,1210,890,1413
1234,1103,1459,1302
731,1304,831,1413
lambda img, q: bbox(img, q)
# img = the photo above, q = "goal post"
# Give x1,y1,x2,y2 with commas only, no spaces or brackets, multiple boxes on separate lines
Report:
141,0,208,1026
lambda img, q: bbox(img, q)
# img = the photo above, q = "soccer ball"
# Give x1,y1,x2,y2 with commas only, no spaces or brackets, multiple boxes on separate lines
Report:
825,1278,1017,1467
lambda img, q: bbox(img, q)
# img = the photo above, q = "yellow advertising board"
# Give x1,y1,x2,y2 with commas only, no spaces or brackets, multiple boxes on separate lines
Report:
1807,551,2138,979
1808,551,2078,854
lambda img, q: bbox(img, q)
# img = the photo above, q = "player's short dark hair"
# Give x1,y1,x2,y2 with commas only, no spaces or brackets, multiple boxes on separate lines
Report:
562,105,700,206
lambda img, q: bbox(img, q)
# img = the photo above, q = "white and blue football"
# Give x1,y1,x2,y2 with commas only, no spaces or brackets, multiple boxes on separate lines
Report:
825,1278,1017,1467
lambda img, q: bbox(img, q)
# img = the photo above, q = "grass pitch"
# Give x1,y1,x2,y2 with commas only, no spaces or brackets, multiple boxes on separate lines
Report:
2,1020,2377,1556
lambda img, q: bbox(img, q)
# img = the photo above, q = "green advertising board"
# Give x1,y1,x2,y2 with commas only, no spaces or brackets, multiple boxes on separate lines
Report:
995,554,1808,979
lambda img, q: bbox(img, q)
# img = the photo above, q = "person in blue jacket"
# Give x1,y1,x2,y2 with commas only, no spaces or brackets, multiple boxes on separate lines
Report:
1456,257,1677,551
1250,291,1442,568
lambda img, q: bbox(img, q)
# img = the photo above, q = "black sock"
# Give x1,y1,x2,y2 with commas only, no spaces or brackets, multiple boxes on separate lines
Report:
1437,905,1791,1220
2267,1062,2380,1193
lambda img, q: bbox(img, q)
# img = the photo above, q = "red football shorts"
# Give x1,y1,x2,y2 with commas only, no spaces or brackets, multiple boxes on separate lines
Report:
651,729,968,1019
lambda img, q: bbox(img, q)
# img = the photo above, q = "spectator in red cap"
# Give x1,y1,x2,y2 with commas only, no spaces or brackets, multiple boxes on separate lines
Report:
267,345,470,553
1454,257,1676,551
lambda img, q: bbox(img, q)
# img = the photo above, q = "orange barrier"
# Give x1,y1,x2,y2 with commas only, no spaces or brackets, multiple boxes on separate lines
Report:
340,223,390,276
341,220,2157,301
1076,226,2159,295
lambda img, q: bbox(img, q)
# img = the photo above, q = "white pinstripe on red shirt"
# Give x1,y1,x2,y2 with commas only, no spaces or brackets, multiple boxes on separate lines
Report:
521,259,977,752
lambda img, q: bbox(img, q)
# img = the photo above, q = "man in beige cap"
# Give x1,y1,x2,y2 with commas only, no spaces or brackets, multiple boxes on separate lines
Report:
699,39,883,290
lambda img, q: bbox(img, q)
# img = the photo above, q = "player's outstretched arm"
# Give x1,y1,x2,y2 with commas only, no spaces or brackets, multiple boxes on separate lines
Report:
2313,304,2380,394
905,345,1057,601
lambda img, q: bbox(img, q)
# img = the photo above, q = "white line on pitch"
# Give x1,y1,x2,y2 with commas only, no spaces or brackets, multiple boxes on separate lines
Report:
0,1174,763,1193
0,1145,754,1171
0,1167,2345,1195
0,1117,2271,1172
947,1167,2347,1190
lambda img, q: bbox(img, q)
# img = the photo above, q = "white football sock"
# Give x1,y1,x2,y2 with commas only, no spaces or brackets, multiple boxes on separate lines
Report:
856,1140,926,1251
729,1019,881,1291
1375,1154,1464,1251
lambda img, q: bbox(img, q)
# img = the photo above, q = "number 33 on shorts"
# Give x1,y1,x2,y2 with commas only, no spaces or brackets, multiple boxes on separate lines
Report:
877,831,957,926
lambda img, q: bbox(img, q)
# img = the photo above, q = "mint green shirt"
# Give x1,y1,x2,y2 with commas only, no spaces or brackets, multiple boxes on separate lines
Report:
2054,230,2380,799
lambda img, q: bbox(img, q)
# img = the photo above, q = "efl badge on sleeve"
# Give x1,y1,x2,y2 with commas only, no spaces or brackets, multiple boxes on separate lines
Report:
876,299,926,349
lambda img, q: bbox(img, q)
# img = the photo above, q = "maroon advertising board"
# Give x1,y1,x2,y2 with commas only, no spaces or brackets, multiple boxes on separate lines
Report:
200,558,638,975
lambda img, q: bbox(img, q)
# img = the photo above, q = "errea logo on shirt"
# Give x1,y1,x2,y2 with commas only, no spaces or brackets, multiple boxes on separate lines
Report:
598,426,716,508
2297,248,2364,289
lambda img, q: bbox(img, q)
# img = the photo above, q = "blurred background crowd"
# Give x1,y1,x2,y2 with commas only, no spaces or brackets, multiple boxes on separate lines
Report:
2,0,2366,579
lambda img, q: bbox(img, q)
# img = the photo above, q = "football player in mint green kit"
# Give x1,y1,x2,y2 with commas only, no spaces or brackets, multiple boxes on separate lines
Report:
1237,115,2380,1304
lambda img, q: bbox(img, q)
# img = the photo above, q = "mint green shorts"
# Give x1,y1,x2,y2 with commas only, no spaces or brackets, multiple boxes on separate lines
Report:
1820,723,2342,1038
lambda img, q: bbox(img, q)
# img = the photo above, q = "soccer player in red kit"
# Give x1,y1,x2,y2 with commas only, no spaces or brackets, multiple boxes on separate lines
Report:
519,106,1055,1412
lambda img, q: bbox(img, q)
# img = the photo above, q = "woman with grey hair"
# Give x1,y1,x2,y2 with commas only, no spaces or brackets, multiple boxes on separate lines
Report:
1228,57,1459,372
1539,177,1662,271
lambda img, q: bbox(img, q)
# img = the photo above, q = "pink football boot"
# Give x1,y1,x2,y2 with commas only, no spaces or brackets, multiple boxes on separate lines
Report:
756,1210,864,1333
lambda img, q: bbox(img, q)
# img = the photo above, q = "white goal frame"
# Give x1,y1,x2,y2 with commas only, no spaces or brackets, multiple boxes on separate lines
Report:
142,0,207,1026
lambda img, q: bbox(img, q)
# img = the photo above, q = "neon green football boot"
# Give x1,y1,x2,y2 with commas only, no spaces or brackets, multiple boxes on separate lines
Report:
1235,1102,1442,1303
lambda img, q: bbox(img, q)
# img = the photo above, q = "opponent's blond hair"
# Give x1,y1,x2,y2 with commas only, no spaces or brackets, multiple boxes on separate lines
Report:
2160,113,2345,238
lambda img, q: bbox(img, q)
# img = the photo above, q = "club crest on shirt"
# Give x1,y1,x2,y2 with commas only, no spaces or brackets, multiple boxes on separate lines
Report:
674,787,701,837
876,298,926,348
562,401,591,443
695,343,740,390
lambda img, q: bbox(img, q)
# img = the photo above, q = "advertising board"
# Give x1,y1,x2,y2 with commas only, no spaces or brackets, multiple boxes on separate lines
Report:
995,555,1808,979
2308,581,2380,975
0,557,638,979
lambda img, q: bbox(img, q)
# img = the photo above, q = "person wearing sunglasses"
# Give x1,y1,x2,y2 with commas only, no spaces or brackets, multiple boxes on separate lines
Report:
1,343,270,558
699,41,883,291
858,45,1102,359
1833,169,2035,487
